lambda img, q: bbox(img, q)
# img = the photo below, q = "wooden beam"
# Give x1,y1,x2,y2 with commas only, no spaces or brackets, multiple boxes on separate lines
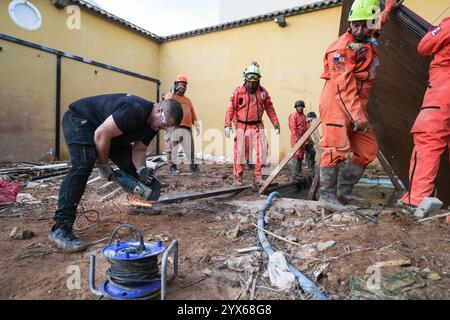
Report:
307,129,322,200
259,119,322,194
376,151,405,192
308,166,320,200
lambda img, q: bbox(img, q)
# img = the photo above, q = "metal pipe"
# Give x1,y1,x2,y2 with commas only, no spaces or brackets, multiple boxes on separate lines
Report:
257,192,328,300
0,34,160,83
161,240,178,300
55,55,62,161
156,81,161,155
89,255,103,296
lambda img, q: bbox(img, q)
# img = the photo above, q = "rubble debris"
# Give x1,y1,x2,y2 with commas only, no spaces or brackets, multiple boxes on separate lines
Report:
311,263,329,281
349,270,448,300
16,193,41,205
10,227,34,240
0,175,14,182
225,255,259,273
294,244,317,260
317,240,336,252
235,246,260,254
268,252,296,291
374,259,411,268
225,224,241,240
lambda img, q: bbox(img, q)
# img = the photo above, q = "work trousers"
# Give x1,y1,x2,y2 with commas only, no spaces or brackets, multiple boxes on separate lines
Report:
234,123,268,180
165,127,195,165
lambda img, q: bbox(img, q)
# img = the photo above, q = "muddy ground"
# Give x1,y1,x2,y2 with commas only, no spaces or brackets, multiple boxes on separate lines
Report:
0,162,449,300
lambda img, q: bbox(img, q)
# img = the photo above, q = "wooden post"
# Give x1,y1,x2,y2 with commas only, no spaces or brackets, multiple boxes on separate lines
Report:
259,120,322,194
308,166,321,200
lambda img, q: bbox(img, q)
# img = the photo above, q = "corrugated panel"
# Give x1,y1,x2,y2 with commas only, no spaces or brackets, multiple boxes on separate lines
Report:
339,0,450,206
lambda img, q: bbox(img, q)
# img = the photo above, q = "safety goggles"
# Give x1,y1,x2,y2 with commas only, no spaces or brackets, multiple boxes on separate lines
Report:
160,110,169,129
245,74,261,82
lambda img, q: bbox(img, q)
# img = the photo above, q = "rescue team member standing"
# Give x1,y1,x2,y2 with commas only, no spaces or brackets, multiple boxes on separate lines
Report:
224,62,280,186
399,17,450,210
164,75,201,174
49,94,183,252
318,0,402,211
288,100,308,176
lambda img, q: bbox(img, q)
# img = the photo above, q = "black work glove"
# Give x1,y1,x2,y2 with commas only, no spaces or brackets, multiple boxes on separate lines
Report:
137,166,156,186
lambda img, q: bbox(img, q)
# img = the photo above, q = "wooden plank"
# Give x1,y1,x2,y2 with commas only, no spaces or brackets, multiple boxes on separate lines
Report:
308,166,320,200
154,185,251,205
259,119,321,194
376,151,405,192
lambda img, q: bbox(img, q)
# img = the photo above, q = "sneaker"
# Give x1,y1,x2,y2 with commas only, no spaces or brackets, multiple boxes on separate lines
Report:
48,225,87,253
169,164,180,175
189,164,201,174
232,180,243,186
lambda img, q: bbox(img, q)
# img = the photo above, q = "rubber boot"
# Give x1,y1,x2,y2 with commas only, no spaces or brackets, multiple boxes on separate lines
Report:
318,166,347,212
337,159,368,206
290,159,300,174
190,164,202,174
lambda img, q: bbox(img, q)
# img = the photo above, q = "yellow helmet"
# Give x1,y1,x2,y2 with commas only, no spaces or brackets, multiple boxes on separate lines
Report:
348,0,380,22
243,61,261,82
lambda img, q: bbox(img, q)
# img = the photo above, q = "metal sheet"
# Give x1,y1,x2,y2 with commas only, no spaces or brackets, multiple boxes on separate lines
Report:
339,1,450,206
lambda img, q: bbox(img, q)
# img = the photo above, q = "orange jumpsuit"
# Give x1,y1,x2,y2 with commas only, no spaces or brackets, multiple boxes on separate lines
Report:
225,84,280,180
400,17,450,206
289,112,307,159
318,5,392,167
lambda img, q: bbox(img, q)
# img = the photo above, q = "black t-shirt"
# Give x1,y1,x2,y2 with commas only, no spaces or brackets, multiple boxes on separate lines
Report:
69,93,157,146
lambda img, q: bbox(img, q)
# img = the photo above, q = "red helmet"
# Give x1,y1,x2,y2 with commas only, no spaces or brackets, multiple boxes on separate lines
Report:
175,74,189,84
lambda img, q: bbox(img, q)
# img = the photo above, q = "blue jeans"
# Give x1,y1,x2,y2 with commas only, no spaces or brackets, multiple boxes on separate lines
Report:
54,110,137,228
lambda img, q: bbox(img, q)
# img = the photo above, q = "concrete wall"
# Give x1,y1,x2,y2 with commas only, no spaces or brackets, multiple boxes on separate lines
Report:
0,0,160,161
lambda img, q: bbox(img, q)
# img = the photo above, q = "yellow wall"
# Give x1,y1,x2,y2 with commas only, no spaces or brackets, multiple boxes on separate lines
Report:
159,0,449,162
406,0,449,25
0,0,160,161
160,6,342,161
1,0,447,162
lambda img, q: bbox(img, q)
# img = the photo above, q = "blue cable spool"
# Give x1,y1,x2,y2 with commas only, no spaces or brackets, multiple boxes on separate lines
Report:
90,224,178,300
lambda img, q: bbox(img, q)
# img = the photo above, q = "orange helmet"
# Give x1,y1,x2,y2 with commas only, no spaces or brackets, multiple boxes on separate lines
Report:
175,74,189,84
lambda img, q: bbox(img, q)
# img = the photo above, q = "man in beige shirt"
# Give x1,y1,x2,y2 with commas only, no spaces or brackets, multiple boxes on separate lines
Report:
164,75,201,174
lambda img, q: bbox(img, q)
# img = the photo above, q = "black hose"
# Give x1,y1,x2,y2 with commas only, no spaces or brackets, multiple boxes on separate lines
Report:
106,256,160,289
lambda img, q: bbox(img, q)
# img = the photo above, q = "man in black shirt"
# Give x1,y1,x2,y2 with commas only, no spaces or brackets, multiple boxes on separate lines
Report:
49,94,183,252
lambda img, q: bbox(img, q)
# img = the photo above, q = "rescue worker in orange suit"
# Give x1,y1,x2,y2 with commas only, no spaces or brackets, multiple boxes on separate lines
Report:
224,62,280,186
318,0,403,211
399,17,450,210
289,100,308,177
164,75,201,174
